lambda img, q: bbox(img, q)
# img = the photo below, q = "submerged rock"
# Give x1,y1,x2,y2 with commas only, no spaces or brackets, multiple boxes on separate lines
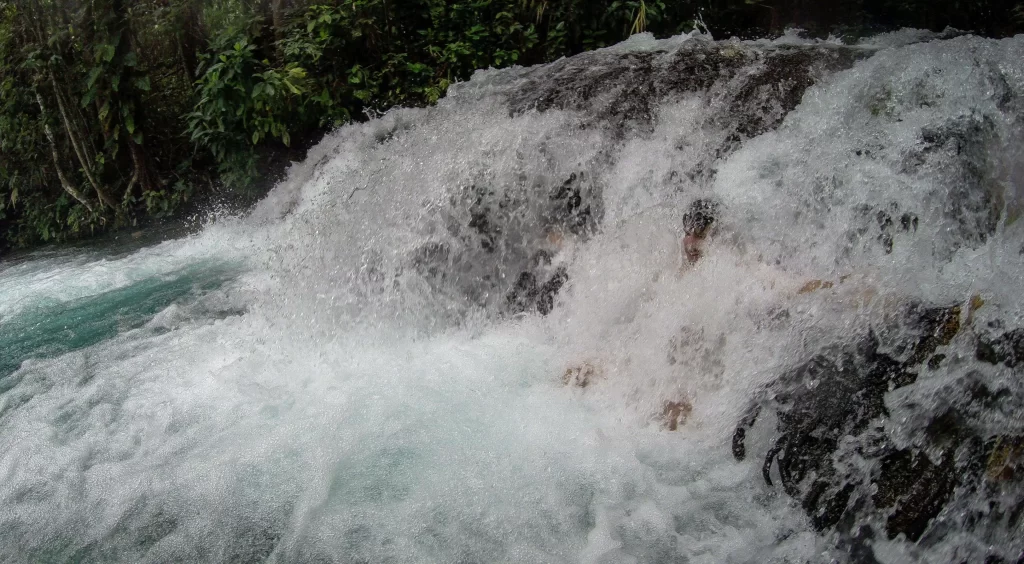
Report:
504,261,568,316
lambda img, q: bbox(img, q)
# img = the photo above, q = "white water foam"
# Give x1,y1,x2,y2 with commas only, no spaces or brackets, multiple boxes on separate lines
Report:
1,31,1022,562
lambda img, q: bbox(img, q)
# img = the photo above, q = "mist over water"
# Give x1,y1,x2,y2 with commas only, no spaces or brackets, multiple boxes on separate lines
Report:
1,31,1022,563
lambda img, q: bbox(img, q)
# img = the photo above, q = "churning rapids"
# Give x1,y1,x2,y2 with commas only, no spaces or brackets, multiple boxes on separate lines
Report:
2,29,1024,563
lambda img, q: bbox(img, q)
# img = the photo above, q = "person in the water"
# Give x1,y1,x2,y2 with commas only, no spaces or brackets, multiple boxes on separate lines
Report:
510,197,720,317
569,196,898,430
681,199,719,266
561,198,724,430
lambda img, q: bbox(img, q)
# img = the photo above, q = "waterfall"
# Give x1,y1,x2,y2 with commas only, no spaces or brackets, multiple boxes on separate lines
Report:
1,30,1022,563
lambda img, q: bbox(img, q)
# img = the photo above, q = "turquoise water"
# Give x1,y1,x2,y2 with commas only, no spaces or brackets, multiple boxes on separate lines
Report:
0,260,242,380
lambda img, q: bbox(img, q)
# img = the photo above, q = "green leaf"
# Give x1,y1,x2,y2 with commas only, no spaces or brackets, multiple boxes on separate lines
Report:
134,77,150,91
96,43,115,62
252,130,259,144
80,88,97,108
86,66,103,88
124,113,135,134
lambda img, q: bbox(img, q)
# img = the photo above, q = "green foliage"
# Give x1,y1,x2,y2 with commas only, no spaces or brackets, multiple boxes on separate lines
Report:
188,29,306,187
0,0,210,249
142,179,193,218
1,0,1022,252
278,0,543,112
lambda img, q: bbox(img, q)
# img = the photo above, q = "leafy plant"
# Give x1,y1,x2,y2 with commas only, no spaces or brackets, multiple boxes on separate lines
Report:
187,26,315,188
1,0,1022,251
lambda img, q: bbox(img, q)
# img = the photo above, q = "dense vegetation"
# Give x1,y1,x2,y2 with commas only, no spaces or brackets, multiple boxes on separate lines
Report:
1,0,1022,252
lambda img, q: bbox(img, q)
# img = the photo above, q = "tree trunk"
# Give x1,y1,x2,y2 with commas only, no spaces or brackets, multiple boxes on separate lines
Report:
177,0,203,84
127,137,159,197
271,0,289,35
54,77,98,167
35,91,95,212
176,35,193,90
269,0,291,61
49,70,117,209
112,0,160,199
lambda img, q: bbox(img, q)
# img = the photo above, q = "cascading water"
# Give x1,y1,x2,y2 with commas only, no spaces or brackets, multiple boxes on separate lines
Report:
1,30,1022,563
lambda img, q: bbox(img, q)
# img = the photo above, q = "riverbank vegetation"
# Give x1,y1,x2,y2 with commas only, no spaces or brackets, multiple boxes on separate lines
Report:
1,0,1022,252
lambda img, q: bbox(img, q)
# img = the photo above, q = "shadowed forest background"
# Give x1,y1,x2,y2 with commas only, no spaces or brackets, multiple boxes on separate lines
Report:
1,0,1022,253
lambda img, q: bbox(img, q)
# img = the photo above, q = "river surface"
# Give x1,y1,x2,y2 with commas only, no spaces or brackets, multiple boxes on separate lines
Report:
1,30,1023,563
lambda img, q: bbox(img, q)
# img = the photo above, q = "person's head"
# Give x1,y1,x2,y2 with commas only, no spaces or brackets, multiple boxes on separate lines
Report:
682,199,719,264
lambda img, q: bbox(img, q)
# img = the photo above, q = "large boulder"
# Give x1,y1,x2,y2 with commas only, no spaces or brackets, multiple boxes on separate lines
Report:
733,302,1024,560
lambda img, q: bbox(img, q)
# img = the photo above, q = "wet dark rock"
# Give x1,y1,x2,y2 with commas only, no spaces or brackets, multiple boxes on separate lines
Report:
848,202,921,256
443,169,598,315
508,42,866,135
726,46,864,140
732,333,906,528
506,41,869,187
466,184,502,253
446,42,875,318
410,241,452,280
977,328,1024,368
506,271,540,315
536,267,569,315
732,302,1024,556
547,172,599,236
504,263,568,316
905,113,1003,255
927,354,946,370
225,523,282,564
464,170,602,256
891,302,962,368
873,445,957,541
509,50,663,126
